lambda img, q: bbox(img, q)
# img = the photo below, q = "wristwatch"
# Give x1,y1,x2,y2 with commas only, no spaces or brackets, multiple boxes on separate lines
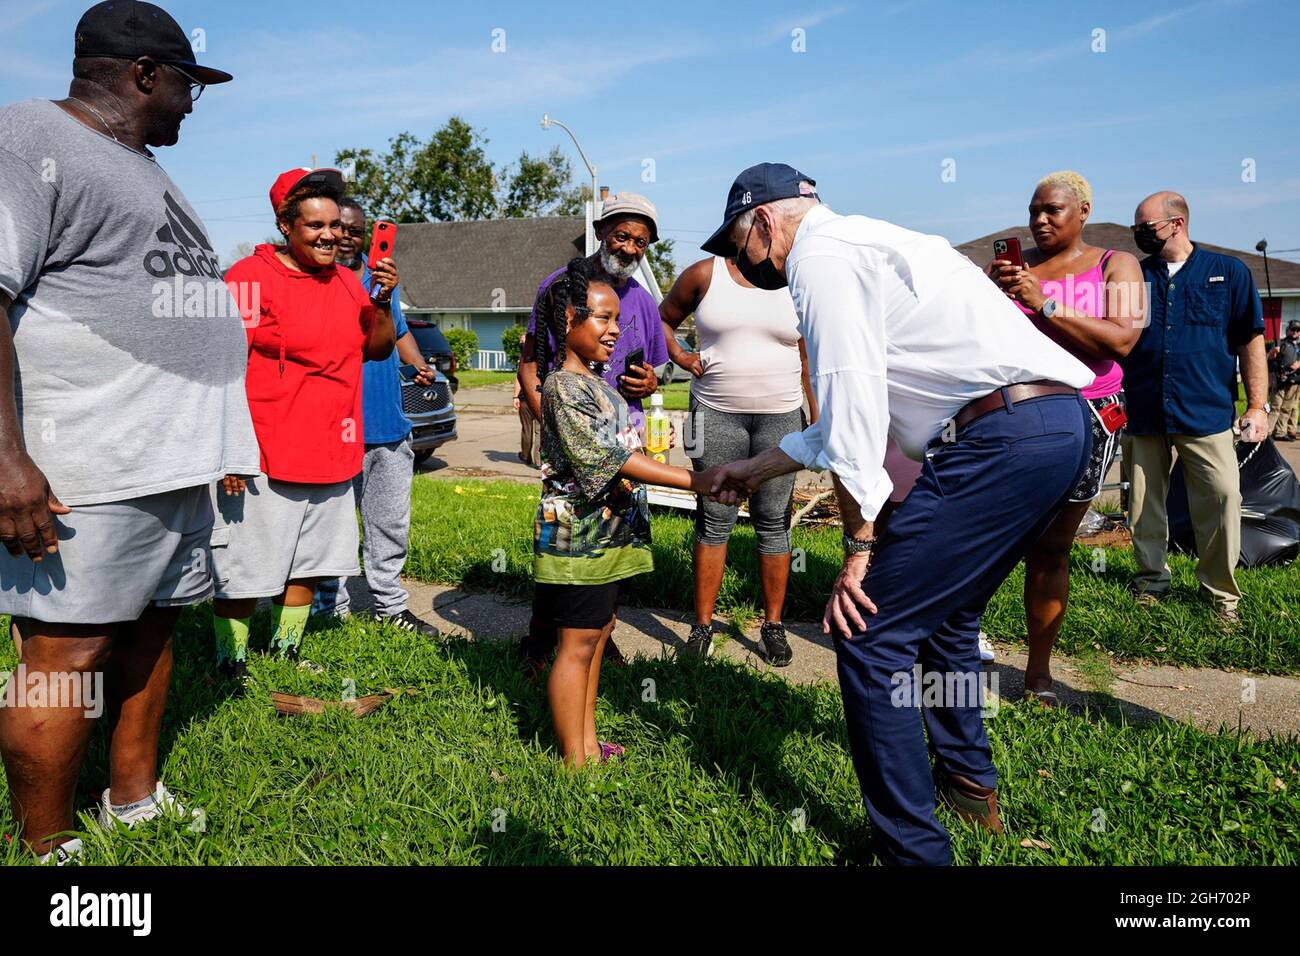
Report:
843,534,876,556
1038,297,1059,320
1250,403,1271,414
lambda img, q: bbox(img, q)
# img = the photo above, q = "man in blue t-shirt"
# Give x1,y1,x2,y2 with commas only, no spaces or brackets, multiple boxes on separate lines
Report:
313,198,439,638
1121,190,1269,627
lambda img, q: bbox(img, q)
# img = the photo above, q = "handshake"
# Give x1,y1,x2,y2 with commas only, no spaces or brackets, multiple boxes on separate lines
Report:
689,458,764,506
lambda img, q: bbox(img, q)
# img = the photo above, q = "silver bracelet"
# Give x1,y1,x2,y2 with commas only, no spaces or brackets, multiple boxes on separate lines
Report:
843,534,876,555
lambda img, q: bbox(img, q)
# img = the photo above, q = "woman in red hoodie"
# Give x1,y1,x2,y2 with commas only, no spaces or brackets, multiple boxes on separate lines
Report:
212,168,395,678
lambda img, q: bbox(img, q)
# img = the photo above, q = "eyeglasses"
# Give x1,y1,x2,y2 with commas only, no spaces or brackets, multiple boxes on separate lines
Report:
161,61,206,101
1131,216,1180,233
340,227,366,239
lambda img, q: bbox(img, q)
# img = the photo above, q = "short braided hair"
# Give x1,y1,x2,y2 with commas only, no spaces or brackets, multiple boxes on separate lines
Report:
534,257,611,386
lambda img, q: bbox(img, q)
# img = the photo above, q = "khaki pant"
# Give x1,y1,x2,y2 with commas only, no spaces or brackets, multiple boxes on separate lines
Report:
1269,382,1299,438
1123,430,1241,611
519,402,542,467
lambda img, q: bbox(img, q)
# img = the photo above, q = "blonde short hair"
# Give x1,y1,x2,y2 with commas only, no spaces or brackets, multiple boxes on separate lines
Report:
1036,170,1092,207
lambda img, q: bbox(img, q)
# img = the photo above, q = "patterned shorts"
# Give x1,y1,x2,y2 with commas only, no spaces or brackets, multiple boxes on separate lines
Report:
1069,391,1125,503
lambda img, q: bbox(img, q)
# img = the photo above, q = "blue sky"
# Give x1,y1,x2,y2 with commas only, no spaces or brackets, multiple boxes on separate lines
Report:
4,0,1298,270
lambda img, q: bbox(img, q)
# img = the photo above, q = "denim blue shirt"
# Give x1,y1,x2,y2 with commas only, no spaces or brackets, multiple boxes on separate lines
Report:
356,262,412,445
1120,244,1263,436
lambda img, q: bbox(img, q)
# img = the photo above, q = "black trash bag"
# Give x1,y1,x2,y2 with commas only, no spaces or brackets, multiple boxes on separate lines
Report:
1167,437,1300,567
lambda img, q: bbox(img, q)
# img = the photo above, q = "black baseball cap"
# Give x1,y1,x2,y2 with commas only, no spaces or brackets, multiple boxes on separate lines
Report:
1289,320,1300,332
701,163,818,257
74,1,233,85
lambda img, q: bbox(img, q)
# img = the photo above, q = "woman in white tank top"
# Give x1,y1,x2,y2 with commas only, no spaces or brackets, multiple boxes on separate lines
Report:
660,256,817,666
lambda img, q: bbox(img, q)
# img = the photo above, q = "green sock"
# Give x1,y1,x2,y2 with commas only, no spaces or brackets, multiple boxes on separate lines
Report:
270,603,311,659
213,616,251,668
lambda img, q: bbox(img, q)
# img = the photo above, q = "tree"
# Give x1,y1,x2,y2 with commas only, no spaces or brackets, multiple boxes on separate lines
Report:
502,323,528,368
645,238,677,294
337,118,498,223
499,147,574,218
552,182,592,217
340,120,594,223
445,328,479,371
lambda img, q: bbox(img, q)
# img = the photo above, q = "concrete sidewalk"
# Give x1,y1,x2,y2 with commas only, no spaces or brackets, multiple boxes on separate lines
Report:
342,576,1300,740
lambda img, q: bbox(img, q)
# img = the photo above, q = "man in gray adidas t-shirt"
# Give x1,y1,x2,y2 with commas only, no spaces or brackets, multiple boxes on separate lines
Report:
0,1,258,860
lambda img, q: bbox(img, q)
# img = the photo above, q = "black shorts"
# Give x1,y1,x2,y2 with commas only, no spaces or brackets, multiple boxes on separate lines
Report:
534,580,626,630
1069,391,1125,503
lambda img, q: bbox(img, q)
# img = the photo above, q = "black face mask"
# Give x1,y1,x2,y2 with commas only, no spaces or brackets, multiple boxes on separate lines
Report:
1133,220,1172,256
735,221,788,290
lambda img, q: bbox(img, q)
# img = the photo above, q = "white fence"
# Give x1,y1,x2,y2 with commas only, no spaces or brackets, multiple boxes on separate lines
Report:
474,349,511,371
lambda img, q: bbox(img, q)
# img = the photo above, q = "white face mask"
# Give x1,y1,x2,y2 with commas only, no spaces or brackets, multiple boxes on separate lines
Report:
599,245,639,280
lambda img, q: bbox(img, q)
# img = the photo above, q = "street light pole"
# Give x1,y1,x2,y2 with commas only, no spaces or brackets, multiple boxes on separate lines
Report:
541,113,599,255
1257,239,1275,341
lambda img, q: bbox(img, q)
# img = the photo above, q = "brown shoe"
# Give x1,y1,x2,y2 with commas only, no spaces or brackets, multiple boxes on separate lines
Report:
937,771,1003,834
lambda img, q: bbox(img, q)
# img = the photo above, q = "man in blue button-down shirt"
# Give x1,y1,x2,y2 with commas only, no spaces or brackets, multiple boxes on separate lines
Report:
1121,191,1269,625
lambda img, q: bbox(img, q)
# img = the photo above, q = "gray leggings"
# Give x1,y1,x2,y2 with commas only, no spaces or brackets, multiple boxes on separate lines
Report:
687,395,802,554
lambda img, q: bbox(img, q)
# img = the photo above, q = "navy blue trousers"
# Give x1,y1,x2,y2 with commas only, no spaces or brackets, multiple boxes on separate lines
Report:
835,392,1092,865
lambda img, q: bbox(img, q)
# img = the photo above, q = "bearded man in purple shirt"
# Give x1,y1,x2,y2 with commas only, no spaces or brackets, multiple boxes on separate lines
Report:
516,193,670,673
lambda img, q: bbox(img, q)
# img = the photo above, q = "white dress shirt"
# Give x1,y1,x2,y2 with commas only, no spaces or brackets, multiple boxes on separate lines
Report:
778,204,1093,521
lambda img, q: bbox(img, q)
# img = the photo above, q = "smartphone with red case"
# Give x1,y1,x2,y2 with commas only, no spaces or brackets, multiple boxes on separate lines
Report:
368,220,397,269
992,237,1023,268
1098,402,1128,433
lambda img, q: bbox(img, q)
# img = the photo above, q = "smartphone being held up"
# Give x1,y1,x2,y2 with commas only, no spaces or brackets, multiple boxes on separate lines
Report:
992,237,1023,269
368,220,397,270
623,347,645,380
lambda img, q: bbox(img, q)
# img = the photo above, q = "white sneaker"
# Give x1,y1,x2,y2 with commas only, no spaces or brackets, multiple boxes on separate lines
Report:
37,837,83,865
98,781,191,829
977,632,996,663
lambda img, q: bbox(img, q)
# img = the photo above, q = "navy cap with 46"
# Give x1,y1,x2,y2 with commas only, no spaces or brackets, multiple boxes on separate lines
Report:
701,162,818,258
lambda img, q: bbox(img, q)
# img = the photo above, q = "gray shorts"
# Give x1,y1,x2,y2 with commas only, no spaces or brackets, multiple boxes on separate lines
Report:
0,484,215,625
687,394,802,554
210,476,360,599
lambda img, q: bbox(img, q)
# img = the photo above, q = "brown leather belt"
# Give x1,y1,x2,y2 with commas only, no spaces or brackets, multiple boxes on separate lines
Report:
953,380,1079,432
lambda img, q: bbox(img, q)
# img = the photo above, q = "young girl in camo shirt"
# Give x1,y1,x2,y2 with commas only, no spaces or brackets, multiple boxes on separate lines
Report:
532,257,722,767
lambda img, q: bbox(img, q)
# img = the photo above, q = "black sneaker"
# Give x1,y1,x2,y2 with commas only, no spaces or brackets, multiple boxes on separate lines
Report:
759,622,794,667
218,659,248,681
380,609,441,640
680,624,714,660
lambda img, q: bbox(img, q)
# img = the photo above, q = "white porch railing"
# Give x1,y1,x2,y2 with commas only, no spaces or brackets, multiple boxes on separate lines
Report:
475,349,512,371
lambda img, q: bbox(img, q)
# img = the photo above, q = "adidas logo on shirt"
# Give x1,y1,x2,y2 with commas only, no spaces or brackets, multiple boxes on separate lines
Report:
143,190,223,280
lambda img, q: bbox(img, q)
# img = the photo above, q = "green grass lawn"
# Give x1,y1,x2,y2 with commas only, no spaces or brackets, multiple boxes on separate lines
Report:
660,380,691,410
409,478,1300,675
2,608,1296,865
456,370,516,389
3,475,1297,866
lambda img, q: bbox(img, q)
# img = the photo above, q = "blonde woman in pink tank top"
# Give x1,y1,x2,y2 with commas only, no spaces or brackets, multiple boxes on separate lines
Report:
986,171,1147,705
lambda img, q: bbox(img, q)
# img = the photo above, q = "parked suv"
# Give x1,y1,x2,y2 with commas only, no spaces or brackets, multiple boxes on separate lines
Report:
407,319,459,392
402,319,458,466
